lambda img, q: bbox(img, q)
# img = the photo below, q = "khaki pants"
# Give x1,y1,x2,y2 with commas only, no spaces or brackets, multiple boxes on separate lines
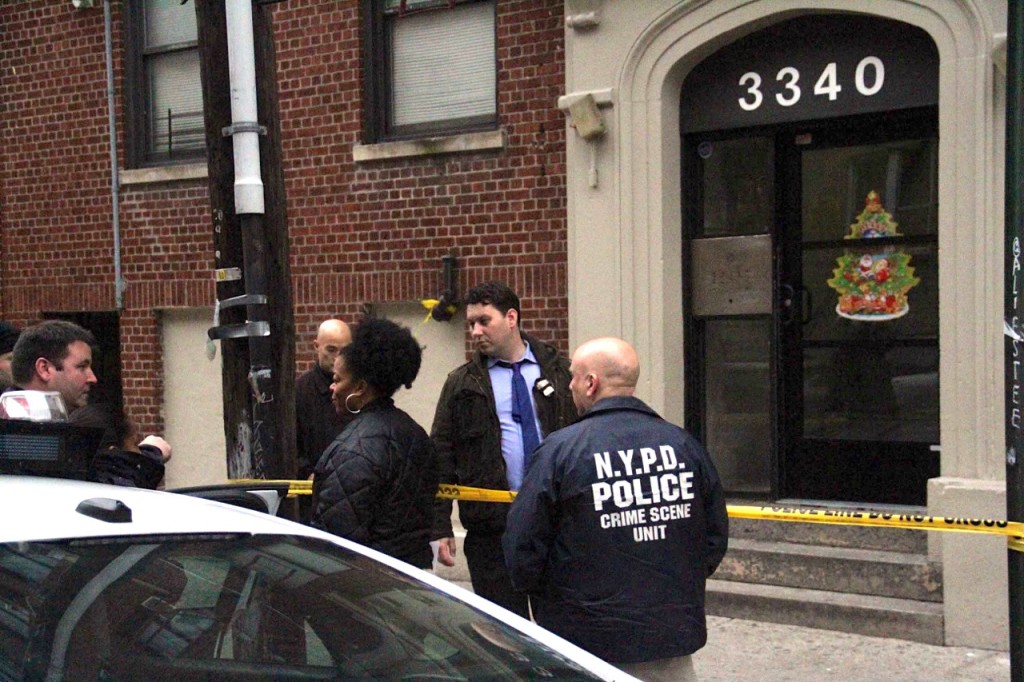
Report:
617,654,696,682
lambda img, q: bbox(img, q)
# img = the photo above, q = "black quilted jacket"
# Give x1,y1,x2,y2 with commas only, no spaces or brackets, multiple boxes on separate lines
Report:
311,398,438,568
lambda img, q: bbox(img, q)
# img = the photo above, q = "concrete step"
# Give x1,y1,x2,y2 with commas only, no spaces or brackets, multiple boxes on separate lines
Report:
729,514,928,553
706,579,945,645
716,538,942,602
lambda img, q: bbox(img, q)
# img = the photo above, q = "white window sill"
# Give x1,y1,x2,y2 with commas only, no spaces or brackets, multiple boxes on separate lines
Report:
120,163,208,186
353,129,505,162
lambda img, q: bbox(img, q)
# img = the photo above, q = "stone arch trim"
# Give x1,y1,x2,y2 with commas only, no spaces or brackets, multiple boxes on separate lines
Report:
601,1,998,477
622,2,989,104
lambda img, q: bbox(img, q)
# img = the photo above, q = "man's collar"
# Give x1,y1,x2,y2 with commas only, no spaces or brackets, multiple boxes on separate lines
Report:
308,364,334,393
487,342,538,369
580,395,657,419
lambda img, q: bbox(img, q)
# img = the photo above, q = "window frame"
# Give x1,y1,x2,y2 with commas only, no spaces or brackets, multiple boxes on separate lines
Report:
123,1,204,168
362,0,498,143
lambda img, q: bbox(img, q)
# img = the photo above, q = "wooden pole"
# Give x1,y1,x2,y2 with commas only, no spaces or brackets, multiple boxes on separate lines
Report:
195,0,295,485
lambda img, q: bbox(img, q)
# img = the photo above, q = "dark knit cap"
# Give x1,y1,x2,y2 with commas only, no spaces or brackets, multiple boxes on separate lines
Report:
0,322,20,356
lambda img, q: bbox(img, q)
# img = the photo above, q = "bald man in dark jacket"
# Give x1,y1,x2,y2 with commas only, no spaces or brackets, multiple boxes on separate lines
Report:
504,337,728,681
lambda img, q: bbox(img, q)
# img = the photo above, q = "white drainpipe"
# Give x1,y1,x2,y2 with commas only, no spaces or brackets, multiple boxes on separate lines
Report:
225,0,265,216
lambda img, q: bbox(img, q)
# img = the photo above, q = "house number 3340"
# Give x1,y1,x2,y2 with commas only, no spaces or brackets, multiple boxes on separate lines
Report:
737,57,885,111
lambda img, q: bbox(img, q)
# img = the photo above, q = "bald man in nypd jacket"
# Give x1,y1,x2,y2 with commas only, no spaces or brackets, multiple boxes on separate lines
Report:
503,337,728,682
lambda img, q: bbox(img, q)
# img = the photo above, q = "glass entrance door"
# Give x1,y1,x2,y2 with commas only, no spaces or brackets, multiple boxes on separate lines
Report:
685,110,940,505
685,135,775,497
779,115,939,504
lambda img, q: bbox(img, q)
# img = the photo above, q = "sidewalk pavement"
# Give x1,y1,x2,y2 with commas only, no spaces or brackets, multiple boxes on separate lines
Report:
693,616,1010,681
437,558,1010,680
434,525,1011,680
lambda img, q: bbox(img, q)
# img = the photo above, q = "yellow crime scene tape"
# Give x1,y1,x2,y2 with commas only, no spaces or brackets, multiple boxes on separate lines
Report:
231,480,1024,552
230,479,516,503
728,504,1024,540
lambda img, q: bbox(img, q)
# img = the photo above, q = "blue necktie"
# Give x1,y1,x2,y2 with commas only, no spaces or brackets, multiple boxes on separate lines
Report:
500,361,541,467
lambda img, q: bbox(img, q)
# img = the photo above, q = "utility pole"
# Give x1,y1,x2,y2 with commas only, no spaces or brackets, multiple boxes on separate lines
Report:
195,0,295,484
1006,1,1024,678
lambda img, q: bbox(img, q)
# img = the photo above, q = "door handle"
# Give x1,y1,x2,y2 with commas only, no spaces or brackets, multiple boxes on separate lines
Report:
780,283,796,324
780,284,813,325
800,285,813,325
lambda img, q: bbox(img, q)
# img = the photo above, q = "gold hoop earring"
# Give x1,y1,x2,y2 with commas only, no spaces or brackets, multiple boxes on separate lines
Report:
345,393,361,415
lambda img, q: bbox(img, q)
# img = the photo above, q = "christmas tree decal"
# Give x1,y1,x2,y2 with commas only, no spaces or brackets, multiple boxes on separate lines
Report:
826,191,920,321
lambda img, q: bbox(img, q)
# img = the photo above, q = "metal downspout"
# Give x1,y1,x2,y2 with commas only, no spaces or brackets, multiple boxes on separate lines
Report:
104,0,123,309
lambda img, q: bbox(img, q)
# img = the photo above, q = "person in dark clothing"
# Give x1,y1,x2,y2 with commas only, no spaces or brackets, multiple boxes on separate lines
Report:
311,318,438,569
70,403,170,489
295,318,354,480
431,282,577,618
6,320,168,489
504,337,728,682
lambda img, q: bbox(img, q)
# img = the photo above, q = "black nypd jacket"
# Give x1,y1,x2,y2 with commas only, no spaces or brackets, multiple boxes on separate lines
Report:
502,396,729,663
311,398,438,569
430,333,577,537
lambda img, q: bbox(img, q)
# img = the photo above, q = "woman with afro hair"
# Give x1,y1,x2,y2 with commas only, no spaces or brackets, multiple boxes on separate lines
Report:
310,317,438,568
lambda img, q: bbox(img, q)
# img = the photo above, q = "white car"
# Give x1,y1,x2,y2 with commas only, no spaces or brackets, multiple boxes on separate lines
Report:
0,475,638,681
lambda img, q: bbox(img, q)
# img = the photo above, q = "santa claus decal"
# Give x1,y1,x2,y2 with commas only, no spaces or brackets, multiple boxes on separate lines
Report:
827,191,920,321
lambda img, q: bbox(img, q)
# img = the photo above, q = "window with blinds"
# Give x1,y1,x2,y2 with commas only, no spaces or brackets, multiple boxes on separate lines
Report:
368,0,497,140
135,0,204,165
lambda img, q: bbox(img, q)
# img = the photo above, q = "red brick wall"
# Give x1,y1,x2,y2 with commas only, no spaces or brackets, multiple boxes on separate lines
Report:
1,0,568,431
279,0,569,370
0,1,124,317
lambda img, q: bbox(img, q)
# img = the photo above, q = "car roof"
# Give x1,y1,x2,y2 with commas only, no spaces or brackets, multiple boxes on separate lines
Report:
0,475,336,542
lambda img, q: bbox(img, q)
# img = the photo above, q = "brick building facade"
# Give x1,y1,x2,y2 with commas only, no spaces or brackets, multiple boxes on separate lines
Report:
0,0,568,437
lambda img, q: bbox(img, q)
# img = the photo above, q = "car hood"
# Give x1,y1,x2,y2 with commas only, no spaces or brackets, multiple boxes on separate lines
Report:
0,475,640,681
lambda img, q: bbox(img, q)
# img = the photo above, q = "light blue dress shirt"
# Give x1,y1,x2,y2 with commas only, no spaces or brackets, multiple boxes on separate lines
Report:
488,343,543,491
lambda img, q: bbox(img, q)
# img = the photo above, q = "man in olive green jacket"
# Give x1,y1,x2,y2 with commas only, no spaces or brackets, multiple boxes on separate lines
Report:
431,282,576,618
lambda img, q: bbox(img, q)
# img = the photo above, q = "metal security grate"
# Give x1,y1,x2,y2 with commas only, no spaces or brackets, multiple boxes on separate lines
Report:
0,435,62,462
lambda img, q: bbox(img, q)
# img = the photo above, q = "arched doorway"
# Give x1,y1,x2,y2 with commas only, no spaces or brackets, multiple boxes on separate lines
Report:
681,15,940,504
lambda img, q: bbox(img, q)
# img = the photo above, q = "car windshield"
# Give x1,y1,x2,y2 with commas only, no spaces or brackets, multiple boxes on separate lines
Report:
0,534,602,681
